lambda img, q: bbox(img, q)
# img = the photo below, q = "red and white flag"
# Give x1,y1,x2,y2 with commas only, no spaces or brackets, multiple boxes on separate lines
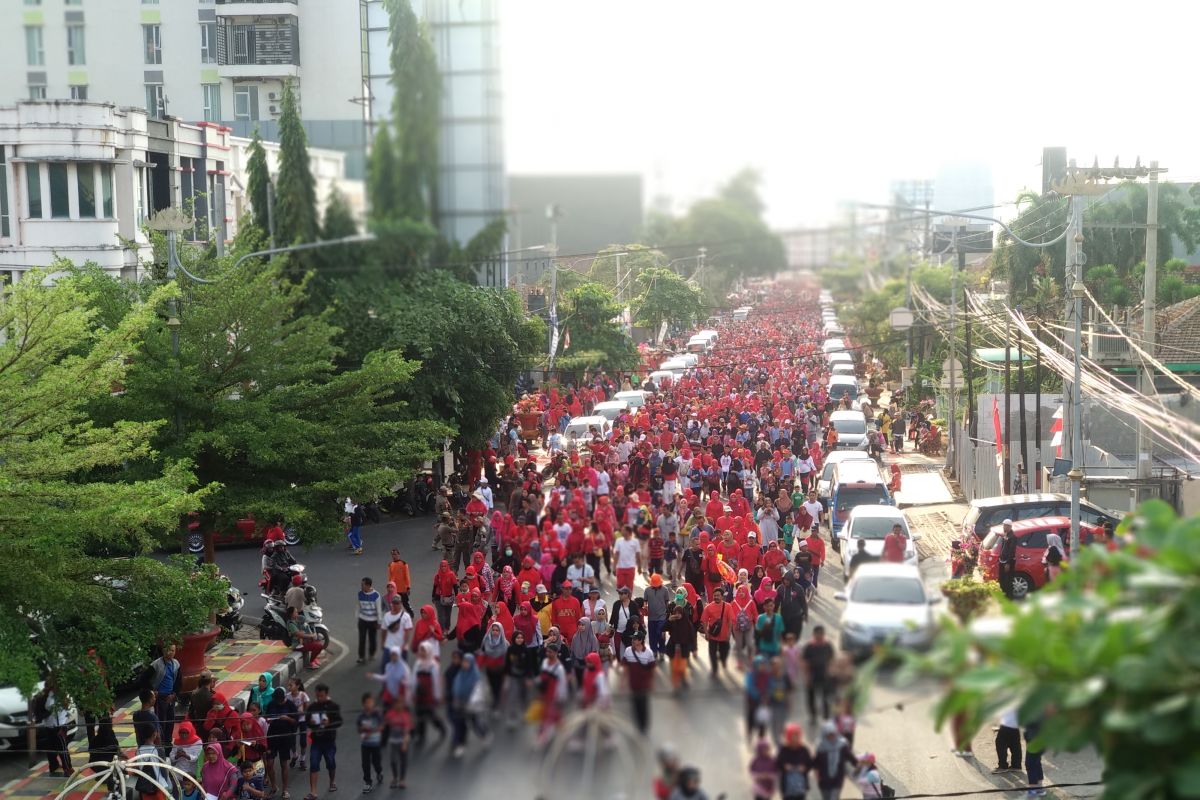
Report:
992,397,1005,485
1049,405,1063,458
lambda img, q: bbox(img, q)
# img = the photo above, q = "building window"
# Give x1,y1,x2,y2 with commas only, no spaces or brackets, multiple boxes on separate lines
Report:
145,83,164,118
26,164,42,219
101,164,113,218
48,163,69,218
67,24,86,65
70,85,88,100
25,26,44,66
0,151,9,238
200,21,216,63
202,84,222,122
77,163,96,218
24,0,41,5
65,0,81,5
135,167,146,225
233,85,258,121
29,84,47,100
143,24,161,65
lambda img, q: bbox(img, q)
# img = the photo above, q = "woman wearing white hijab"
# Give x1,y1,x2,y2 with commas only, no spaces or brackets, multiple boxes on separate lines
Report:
367,647,410,704
1043,532,1067,581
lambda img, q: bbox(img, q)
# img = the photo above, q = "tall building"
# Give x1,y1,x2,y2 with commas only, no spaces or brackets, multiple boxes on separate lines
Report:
2,0,368,176
364,0,506,249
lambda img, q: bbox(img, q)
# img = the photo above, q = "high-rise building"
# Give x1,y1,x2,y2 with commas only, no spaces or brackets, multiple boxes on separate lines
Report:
364,0,506,250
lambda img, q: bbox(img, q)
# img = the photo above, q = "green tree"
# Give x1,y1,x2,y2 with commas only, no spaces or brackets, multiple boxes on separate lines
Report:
367,122,400,222
87,241,448,543
1085,263,1133,307
430,218,508,285
558,282,639,371
384,0,439,222
307,188,360,310
895,501,1200,800
632,266,705,336
246,129,271,235
333,270,543,447
0,269,225,714
273,83,318,267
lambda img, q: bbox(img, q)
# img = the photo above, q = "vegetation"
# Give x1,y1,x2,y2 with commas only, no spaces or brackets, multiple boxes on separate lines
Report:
556,282,640,372
246,130,270,236
0,270,226,713
632,266,706,336
272,83,319,278
899,501,1200,800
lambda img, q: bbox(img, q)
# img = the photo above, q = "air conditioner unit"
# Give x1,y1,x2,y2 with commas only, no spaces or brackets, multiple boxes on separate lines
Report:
1088,323,1132,366
268,104,279,115
268,92,278,101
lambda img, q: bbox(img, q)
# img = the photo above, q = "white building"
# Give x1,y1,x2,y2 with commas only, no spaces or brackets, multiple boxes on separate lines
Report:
3,0,504,255
0,100,361,281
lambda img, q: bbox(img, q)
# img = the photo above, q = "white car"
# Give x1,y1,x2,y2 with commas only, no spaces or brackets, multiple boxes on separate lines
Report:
592,400,629,422
0,683,78,751
830,408,868,449
563,415,611,442
834,563,939,658
817,452,876,508
614,390,649,408
839,505,920,579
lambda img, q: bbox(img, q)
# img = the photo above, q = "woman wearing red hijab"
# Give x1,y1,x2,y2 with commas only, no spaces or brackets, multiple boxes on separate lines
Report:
410,604,444,654
454,588,485,651
701,544,725,602
203,692,237,740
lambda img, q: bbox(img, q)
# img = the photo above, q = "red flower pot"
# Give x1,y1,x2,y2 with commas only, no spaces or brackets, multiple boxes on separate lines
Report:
177,626,221,693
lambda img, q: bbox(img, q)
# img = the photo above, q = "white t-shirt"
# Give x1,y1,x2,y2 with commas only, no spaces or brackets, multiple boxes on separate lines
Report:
720,454,732,474
796,456,815,475
566,562,595,586
553,521,572,543
613,537,640,569
595,471,611,496
801,500,823,524
381,609,413,650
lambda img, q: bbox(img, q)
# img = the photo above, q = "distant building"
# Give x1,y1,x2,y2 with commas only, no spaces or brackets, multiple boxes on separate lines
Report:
933,161,994,221
0,101,360,282
507,173,644,285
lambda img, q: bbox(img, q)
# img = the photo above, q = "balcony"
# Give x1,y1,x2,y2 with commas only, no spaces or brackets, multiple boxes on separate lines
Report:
215,0,299,18
216,20,300,77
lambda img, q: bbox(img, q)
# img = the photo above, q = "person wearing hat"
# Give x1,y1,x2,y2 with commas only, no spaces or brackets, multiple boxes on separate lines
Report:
550,581,583,642
379,595,413,670
643,573,671,659
998,519,1019,599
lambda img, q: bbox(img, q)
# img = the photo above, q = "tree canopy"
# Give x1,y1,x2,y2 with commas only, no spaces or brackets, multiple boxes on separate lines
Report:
84,235,447,543
272,83,318,266
896,501,1200,800
631,266,705,337
246,130,270,236
0,269,225,713
557,282,639,372
383,0,440,223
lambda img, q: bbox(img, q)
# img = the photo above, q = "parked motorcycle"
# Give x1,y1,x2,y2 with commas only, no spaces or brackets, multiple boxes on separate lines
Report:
259,586,329,650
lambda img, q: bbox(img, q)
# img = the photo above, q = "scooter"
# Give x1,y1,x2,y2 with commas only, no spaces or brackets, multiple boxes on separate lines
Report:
217,582,244,637
259,562,308,597
259,586,329,650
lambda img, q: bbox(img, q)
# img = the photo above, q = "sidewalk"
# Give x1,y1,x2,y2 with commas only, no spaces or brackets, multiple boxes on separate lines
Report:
2,638,301,800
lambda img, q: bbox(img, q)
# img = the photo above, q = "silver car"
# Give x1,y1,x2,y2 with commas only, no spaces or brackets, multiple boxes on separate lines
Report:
835,563,939,658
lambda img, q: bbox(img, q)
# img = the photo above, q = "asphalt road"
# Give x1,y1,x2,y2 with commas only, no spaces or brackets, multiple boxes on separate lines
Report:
1,497,1102,797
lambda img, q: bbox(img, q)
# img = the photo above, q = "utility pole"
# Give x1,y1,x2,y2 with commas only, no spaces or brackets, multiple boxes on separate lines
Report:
1067,193,1085,554
1003,295,1012,492
546,203,562,371
947,227,962,468
1137,161,1162,486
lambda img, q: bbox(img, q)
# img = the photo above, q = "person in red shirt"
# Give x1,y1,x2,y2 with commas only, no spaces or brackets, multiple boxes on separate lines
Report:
550,583,583,642
699,590,736,676
762,540,788,583
704,494,725,526
516,556,541,595
264,519,286,543
701,544,725,602
738,532,762,571
804,529,826,589
717,530,740,566
881,523,908,563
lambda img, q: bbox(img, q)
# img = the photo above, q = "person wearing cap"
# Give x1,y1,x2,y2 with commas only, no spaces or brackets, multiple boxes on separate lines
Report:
550,581,583,642
643,574,671,659
998,519,1018,599
284,573,307,614
379,594,413,670
477,478,493,510
582,584,607,638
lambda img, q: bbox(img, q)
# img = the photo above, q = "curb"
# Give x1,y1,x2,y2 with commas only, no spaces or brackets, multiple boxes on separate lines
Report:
227,642,304,713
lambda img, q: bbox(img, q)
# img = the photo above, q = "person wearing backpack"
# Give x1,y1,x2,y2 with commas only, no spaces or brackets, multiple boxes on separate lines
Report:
730,584,758,670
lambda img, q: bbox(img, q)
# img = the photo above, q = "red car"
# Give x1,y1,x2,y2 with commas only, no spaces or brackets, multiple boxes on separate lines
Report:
185,514,298,553
978,516,1102,598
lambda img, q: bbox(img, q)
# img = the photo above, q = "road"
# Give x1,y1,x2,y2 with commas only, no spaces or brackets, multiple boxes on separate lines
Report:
0,475,1102,797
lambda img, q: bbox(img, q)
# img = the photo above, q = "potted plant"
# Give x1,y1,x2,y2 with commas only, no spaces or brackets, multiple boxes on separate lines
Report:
939,575,1002,624
514,394,542,433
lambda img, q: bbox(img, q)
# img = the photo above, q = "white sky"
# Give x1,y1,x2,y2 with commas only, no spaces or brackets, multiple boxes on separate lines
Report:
501,0,1200,229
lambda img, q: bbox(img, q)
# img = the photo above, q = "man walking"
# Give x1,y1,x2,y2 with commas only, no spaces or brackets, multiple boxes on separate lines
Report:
387,548,413,614
305,683,342,800
380,596,413,669
146,644,181,746
643,574,670,659
700,590,735,677
993,707,1023,774
801,626,836,723
612,526,641,592
356,577,382,665
998,519,1018,599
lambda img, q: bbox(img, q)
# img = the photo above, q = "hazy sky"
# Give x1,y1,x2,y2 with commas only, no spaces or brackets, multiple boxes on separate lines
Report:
501,0,1200,230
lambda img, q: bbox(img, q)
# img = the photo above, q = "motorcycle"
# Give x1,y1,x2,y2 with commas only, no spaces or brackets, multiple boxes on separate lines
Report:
259,561,308,597
217,583,244,637
259,586,329,650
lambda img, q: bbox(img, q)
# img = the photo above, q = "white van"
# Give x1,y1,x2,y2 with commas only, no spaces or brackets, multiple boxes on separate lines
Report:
614,389,649,408
830,408,868,448
687,335,711,354
822,338,846,355
648,370,677,386
831,363,856,376
817,452,876,509
592,400,629,422
733,307,751,321
828,352,853,367
828,375,859,404
564,415,611,442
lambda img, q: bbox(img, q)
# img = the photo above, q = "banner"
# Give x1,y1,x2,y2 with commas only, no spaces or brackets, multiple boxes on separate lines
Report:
992,397,1004,488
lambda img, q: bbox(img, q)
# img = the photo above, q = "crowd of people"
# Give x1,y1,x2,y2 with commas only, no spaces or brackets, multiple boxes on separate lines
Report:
341,287,906,799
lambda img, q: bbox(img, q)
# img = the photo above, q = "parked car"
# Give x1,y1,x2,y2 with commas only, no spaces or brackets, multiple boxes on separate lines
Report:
817,452,876,510
0,683,78,752
592,400,630,423
185,514,299,554
830,409,868,449
961,493,1120,540
614,389,649,408
564,415,611,444
834,563,939,658
977,516,1104,598
839,505,919,579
